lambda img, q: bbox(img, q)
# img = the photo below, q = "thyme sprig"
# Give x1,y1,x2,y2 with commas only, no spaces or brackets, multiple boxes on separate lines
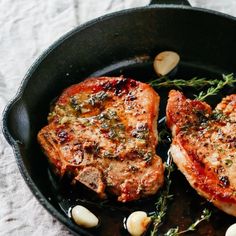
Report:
164,208,211,236
195,73,236,101
149,74,236,101
149,76,219,90
150,151,175,236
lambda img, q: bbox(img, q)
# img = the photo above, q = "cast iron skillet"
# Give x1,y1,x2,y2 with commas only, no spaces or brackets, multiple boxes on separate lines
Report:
3,0,236,235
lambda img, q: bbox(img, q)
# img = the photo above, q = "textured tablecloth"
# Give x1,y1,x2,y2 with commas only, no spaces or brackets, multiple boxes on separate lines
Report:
0,1,236,235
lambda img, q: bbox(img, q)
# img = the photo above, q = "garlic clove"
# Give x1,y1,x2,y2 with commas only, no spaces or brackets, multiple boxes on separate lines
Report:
126,211,151,236
154,51,180,76
226,223,236,236
71,205,99,228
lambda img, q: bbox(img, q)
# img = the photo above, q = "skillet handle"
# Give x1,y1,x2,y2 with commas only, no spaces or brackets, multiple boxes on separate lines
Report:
149,0,191,6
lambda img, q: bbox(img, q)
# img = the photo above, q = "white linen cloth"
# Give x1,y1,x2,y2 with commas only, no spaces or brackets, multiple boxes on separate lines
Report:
0,0,235,235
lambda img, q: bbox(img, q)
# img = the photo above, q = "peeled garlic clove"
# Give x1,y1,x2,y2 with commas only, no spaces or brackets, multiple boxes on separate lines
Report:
154,51,180,76
71,205,99,228
226,223,236,236
126,211,151,236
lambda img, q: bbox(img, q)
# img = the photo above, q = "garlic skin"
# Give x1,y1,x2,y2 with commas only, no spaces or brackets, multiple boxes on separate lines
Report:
126,211,151,236
225,223,236,236
71,205,99,228
154,51,180,76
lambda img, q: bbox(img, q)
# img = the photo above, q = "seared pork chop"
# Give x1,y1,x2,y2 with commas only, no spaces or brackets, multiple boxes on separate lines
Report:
166,90,236,216
38,77,164,202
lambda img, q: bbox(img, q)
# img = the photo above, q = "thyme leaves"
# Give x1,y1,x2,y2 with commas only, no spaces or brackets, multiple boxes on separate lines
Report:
195,73,236,101
150,151,175,236
147,152,211,236
149,73,236,102
149,76,219,90
164,209,211,236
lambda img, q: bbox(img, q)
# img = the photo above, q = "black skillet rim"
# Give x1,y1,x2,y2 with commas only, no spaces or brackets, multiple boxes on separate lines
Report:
2,4,236,236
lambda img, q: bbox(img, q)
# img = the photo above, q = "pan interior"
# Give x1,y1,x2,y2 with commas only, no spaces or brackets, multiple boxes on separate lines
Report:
43,59,236,236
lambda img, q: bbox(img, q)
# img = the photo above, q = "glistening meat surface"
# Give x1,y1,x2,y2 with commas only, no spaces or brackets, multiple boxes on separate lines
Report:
167,90,236,216
38,77,164,202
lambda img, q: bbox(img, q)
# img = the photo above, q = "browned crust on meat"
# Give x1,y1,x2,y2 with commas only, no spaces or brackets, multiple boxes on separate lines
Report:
166,90,212,136
38,77,164,202
167,90,236,216
216,94,236,122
